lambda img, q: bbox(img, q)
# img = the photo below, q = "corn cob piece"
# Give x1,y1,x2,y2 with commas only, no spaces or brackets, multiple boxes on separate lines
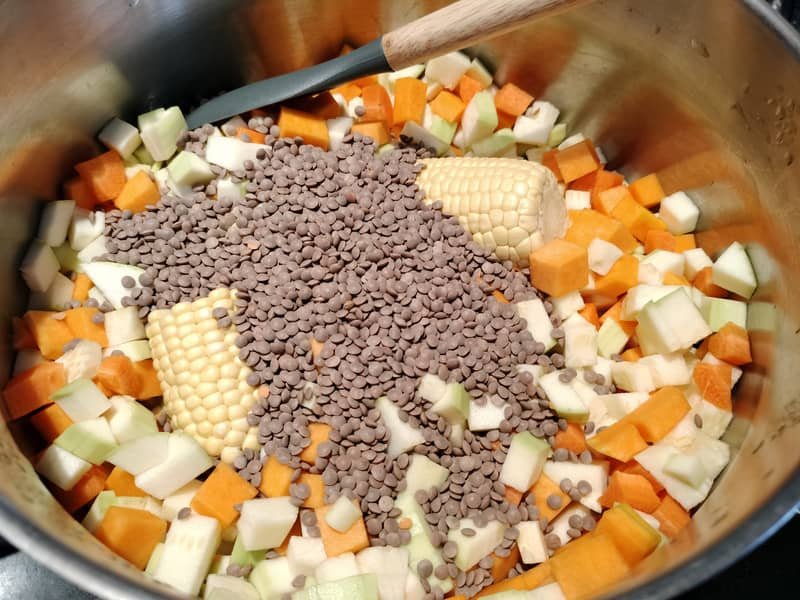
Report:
146,288,259,464
416,157,566,266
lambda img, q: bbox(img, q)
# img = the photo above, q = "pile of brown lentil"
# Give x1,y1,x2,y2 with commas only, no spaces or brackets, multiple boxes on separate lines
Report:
101,119,601,597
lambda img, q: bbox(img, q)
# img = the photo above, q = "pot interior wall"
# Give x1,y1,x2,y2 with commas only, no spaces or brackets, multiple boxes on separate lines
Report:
0,1,798,598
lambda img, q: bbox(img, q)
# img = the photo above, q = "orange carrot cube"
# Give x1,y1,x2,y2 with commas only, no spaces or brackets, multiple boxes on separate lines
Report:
629,173,665,208
555,140,601,183
278,107,329,150
529,239,588,296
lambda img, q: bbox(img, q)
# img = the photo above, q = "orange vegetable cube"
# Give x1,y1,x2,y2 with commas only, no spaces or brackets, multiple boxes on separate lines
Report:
629,173,665,208
456,74,484,105
693,266,729,298
555,140,601,183
674,234,697,252
95,506,167,570
351,122,389,145
105,466,147,498
616,461,664,493
708,322,751,365
541,149,563,181
475,563,553,598
64,176,99,210
590,170,626,207
504,485,524,506
330,83,361,102
278,107,329,150
3,361,66,420
191,463,258,527
554,423,588,454
586,421,648,463
594,255,639,298
494,83,534,117
71,273,93,302
315,500,369,557
53,464,110,513
599,301,637,337
30,403,73,442
298,473,326,508
610,193,668,242
599,471,661,513
288,91,342,120
12,317,36,350
564,209,638,253
96,355,142,397
24,310,75,359
258,455,294,497
63,307,109,346
578,303,599,328
594,185,631,215
593,504,661,566
131,359,162,399
75,151,126,202
429,90,465,123
496,110,516,131
620,347,643,362
644,229,678,253
299,423,332,465
529,474,571,522
360,84,393,127
625,387,690,443
235,127,266,144
663,272,690,286
490,543,521,583
652,494,692,538
529,239,588,296
693,363,732,411
393,77,428,125
550,532,631,598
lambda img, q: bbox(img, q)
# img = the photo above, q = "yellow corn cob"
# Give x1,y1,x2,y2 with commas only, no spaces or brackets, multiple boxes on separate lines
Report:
146,288,260,464
416,157,566,266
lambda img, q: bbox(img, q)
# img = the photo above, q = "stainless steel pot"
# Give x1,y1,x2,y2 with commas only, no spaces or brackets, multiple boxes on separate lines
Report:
0,1,798,598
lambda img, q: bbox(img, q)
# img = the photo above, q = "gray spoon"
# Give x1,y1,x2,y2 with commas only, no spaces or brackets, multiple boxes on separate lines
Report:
185,0,586,128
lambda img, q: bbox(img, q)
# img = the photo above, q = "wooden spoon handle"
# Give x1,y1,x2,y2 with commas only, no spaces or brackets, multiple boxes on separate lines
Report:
382,0,587,70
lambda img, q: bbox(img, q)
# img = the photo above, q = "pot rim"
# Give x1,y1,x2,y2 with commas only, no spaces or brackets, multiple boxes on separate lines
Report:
0,1,799,598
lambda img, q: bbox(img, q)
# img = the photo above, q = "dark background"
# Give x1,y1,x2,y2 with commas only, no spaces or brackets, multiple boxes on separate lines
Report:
0,0,798,598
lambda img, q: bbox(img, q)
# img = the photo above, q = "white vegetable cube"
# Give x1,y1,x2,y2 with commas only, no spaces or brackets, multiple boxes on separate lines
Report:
539,371,589,422
621,284,682,319
82,490,117,533
98,117,141,158
461,90,498,147
513,101,560,146
249,557,297,599
683,248,713,280
642,250,685,276
356,547,408,600
108,397,158,443
428,115,457,145
135,432,214,498
596,318,629,359
203,574,259,600
517,520,548,564
499,431,550,491
447,518,506,570
376,396,425,456
565,190,591,211
403,454,449,494
286,536,327,576
548,503,591,547
54,417,117,464
161,480,203,521
637,262,663,285
167,151,215,187
315,552,361,584
327,116,353,151
106,340,152,362
635,288,711,354
516,298,556,351
611,361,655,393
638,353,691,387
28,272,75,311
104,306,146,346
215,178,244,203
558,133,586,150
543,461,607,512
431,382,470,425
468,398,508,432
530,582,568,600
695,399,733,439
700,296,748,332
38,200,76,247
418,373,447,404
20,240,60,292
205,136,269,171
325,496,362,533
138,106,187,162
400,121,449,156
237,497,299,551
109,432,170,475
664,453,707,488
82,261,145,310
154,513,221,596
53,378,112,421
587,238,623,276
599,392,648,420
68,208,105,251
466,57,493,87
424,51,471,88
550,291,585,320
76,235,108,265
563,313,597,368
711,242,757,299
35,444,92,490
471,128,516,157
660,191,699,234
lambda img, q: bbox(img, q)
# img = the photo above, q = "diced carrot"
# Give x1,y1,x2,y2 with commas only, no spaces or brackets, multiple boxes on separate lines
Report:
625,387,691,443
490,543,521,583
63,307,108,346
564,209,638,254
663,272,690,286
450,145,464,157
114,170,160,213
555,423,588,454
550,531,631,599
191,463,258,528
599,301,637,337
258,455,294,497
578,303,599,328
594,185,631,216
616,461,664,493
599,471,660,513
64,176,99,210
12,317,36,350
393,77,428,125
23,311,75,359
96,355,142,397
131,360,162,399
651,494,692,538
105,466,147,498
593,504,661,566
594,255,639,298
708,322,751,365
330,83,362,102
692,363,732,411
628,173,665,208
310,338,324,360
496,110,516,131
674,234,696,252
278,107,329,150
475,562,553,598
569,170,598,191
75,151,126,201
504,485,524,506
529,474,571,522
457,74,484,105
298,473,325,509
590,170,626,207
494,83,534,117
299,423,332,465
53,464,109,513
429,90,465,123
315,500,369,557
30,403,73,442
351,122,389,145
644,230,677,253
492,289,510,304
350,74,377,87
71,274,93,302
620,347,643,361
235,127,266,144
529,239,588,297
3,362,66,420
586,421,648,463
555,140,602,183
541,149,563,181
610,193,668,242
693,266,729,298
287,91,341,120
360,84,393,128
95,506,167,570
338,43,354,56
